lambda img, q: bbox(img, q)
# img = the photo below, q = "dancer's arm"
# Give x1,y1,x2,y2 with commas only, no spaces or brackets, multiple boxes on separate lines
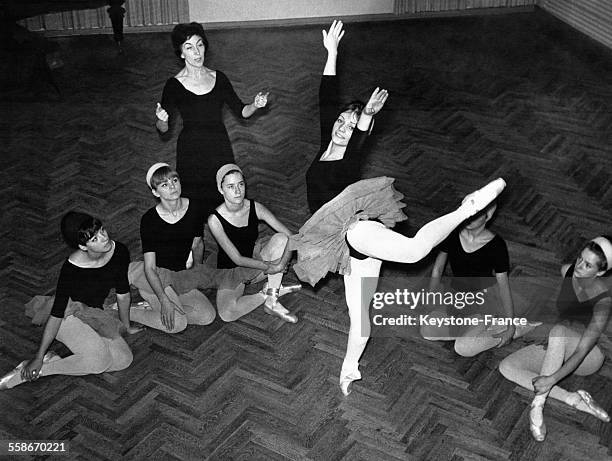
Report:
255,202,293,272
429,251,448,291
191,236,204,266
21,316,62,381
533,299,611,394
492,272,516,347
155,79,176,134
155,103,169,133
117,292,142,334
242,91,269,118
322,20,344,76
216,71,267,119
208,214,270,272
143,252,183,331
356,87,388,132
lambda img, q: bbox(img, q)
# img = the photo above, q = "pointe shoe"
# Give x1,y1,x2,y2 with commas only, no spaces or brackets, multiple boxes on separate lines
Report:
0,360,27,390
262,283,302,298
263,296,298,323
463,178,507,217
339,371,362,396
574,390,610,422
529,403,547,442
513,321,543,339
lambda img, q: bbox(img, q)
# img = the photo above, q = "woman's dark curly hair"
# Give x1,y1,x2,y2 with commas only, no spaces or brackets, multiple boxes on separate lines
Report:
171,22,209,58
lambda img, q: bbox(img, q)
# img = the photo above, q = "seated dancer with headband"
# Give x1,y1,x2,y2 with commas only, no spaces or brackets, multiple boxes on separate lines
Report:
420,200,537,356
499,236,612,442
128,163,216,333
293,177,506,395
1,212,140,390
306,20,388,214
208,164,300,323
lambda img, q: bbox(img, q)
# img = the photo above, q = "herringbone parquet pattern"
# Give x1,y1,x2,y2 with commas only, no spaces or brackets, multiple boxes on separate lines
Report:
2,9,612,460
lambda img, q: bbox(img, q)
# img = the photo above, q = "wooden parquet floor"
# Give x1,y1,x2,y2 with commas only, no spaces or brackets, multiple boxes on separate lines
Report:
2,9,612,460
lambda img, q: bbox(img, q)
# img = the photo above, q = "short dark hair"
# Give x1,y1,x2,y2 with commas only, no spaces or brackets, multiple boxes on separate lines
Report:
340,100,365,118
150,165,180,190
171,22,209,58
61,211,103,249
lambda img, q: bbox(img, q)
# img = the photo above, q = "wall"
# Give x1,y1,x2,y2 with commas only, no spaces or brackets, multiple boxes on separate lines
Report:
394,0,534,14
21,0,189,34
188,0,395,24
538,0,612,50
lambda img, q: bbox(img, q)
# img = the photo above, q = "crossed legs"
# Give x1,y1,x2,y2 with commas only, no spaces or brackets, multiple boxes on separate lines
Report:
499,324,608,441
128,261,215,333
217,233,296,322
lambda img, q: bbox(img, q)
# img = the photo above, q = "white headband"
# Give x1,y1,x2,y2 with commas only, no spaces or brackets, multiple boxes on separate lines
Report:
591,236,612,270
145,162,170,189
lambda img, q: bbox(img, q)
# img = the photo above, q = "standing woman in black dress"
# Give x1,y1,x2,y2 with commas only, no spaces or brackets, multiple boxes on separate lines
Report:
155,22,269,206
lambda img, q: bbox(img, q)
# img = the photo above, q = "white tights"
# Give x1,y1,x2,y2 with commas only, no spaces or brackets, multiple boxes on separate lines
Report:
499,324,604,406
341,202,477,386
217,233,289,322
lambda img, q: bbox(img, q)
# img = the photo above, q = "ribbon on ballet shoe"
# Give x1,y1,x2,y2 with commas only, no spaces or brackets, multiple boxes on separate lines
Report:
262,283,302,299
278,283,302,297
576,390,610,422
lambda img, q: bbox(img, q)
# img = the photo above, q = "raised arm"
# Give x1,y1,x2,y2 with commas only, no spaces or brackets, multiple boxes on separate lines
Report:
322,20,344,76
356,87,389,132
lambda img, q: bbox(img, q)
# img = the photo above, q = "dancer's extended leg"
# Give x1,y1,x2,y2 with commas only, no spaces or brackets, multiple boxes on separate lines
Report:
346,178,506,263
340,256,382,395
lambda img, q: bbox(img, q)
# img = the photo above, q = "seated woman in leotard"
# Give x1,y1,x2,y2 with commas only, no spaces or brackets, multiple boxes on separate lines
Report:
155,22,269,206
128,163,216,333
420,200,536,356
306,20,388,214
499,236,612,442
1,211,141,390
208,164,300,323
